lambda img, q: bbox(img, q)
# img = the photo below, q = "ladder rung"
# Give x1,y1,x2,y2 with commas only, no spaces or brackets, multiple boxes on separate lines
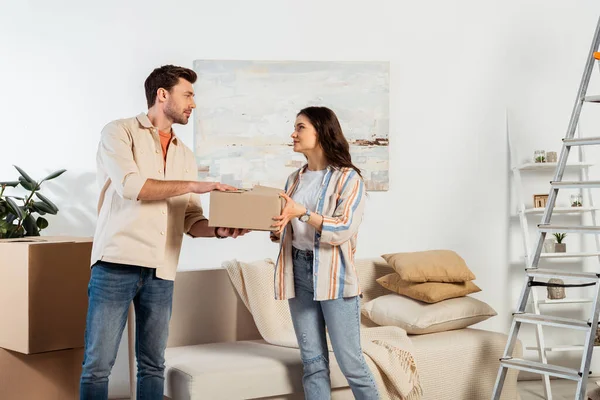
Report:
551,181,600,189
513,313,590,330
526,268,600,282
526,344,600,352
500,358,581,380
563,137,600,146
584,95,600,103
538,224,600,234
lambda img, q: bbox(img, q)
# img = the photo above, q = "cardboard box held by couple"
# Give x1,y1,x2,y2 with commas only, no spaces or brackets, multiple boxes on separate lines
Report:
208,185,286,232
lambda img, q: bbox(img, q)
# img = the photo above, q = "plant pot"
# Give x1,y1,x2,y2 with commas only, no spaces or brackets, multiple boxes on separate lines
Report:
555,243,566,253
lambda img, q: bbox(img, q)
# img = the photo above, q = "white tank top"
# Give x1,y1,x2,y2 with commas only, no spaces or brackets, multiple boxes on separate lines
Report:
291,168,327,251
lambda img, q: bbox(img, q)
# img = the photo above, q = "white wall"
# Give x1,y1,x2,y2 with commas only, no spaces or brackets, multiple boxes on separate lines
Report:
2,0,600,396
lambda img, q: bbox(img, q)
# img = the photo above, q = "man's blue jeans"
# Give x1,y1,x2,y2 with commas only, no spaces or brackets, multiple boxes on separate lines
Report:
79,261,174,400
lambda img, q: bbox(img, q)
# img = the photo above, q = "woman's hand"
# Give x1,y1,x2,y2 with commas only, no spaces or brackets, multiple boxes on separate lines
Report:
272,192,306,234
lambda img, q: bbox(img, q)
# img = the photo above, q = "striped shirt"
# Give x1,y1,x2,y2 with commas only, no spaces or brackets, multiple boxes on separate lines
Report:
274,165,366,301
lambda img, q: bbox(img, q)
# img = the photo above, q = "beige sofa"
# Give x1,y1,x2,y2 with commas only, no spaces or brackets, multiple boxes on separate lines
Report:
164,258,521,399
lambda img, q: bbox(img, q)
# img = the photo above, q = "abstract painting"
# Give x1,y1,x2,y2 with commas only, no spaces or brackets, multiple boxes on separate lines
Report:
193,60,389,191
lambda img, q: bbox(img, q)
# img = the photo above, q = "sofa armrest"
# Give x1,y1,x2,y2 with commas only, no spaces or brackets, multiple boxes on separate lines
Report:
167,268,261,348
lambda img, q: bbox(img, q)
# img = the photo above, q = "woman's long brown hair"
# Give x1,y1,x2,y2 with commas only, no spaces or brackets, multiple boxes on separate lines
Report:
297,106,362,178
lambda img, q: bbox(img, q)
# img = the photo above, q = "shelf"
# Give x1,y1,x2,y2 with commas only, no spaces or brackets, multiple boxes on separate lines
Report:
519,252,600,263
526,345,600,352
515,162,594,171
536,298,594,305
540,252,600,259
523,207,599,215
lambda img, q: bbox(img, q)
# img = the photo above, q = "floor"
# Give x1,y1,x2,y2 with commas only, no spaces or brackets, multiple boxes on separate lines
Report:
114,379,600,400
519,378,599,399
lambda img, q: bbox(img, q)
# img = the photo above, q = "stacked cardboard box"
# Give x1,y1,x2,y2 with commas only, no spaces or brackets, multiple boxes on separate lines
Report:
0,237,92,400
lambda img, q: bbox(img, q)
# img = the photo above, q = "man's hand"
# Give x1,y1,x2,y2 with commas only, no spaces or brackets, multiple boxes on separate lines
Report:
138,180,238,201
216,227,250,239
190,182,237,195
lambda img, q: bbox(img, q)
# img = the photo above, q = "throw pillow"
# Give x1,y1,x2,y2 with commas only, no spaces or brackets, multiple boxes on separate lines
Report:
381,250,476,283
362,293,496,334
377,272,480,303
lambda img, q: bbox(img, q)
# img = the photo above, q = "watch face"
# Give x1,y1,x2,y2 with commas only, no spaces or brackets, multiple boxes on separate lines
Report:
300,214,309,222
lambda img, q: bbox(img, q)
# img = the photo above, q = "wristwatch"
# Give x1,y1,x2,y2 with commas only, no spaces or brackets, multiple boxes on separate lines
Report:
299,208,311,223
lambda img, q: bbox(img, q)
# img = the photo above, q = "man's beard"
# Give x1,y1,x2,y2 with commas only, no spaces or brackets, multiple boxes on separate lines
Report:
165,103,188,125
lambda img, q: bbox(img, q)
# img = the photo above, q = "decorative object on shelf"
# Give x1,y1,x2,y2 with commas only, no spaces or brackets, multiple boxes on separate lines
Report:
595,327,600,346
547,278,566,300
0,165,66,238
534,150,546,163
543,238,555,253
546,151,558,163
553,233,567,253
571,193,583,207
533,194,549,208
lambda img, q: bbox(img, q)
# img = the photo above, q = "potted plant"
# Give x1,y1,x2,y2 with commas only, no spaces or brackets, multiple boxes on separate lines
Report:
0,165,66,238
553,233,567,253
534,150,546,163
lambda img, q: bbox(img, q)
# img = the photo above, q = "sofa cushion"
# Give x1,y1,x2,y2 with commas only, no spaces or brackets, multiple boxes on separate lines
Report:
376,273,481,303
362,293,496,334
164,340,349,400
381,250,476,283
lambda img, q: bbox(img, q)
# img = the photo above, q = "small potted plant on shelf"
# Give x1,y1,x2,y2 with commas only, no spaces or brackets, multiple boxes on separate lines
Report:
571,193,583,207
534,150,546,163
553,233,567,253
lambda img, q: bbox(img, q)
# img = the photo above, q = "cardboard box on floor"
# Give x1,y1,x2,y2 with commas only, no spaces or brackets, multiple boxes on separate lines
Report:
0,236,92,354
0,346,83,400
208,185,285,231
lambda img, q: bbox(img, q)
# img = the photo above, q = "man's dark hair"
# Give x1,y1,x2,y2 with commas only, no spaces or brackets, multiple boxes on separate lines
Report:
144,65,197,108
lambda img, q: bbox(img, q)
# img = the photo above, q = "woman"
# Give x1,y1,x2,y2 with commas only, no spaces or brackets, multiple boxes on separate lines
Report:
271,106,378,400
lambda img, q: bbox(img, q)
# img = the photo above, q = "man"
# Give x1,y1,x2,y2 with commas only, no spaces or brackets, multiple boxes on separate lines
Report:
80,65,246,399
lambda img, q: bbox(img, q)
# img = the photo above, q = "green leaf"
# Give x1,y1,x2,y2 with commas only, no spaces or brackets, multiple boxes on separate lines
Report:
40,169,66,183
32,201,57,215
23,214,39,236
36,217,48,230
29,203,46,215
8,225,25,238
13,165,36,184
19,177,37,191
35,192,58,213
5,197,23,219
6,195,25,201
6,213,16,224
0,181,19,187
